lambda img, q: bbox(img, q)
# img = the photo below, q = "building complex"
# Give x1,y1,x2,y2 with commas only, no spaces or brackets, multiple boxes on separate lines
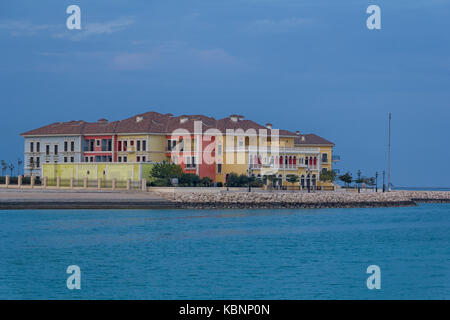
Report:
21,111,338,188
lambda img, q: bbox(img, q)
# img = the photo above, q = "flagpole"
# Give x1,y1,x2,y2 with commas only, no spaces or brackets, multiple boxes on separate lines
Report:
388,113,391,191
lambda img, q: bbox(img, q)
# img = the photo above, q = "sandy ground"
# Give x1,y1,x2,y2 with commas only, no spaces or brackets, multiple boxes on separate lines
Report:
0,188,166,203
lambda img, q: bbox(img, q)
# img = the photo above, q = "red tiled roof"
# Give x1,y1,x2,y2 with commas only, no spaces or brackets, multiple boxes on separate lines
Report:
294,134,334,146
20,121,86,136
21,112,324,141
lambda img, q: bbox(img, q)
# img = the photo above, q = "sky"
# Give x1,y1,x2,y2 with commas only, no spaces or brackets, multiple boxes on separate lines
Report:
0,0,449,187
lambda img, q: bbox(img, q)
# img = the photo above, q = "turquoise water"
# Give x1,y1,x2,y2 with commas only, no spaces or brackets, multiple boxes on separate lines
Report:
0,204,449,299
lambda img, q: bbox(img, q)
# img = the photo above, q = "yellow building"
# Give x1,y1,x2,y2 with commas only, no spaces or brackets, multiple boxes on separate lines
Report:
115,134,168,163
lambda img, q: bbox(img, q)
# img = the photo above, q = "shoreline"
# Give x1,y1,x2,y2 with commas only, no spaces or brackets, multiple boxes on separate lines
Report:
0,189,449,210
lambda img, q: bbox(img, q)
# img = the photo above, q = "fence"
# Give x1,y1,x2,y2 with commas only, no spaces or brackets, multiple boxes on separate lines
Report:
0,176,147,191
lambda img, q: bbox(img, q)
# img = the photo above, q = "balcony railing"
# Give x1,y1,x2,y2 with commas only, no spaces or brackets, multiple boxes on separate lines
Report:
249,164,318,170
226,146,320,154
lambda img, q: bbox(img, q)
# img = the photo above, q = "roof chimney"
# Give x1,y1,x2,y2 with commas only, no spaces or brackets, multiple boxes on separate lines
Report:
136,116,144,123
266,123,272,129
230,114,238,122
238,115,244,121
180,116,188,124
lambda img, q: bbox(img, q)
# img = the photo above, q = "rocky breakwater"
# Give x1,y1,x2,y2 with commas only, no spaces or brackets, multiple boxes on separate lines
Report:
154,190,450,209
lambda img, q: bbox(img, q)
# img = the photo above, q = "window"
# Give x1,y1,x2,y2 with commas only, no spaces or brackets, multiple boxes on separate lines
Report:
36,157,40,168
142,140,147,151
70,157,74,163
217,143,222,156
137,156,140,162
96,140,101,147
54,144,58,155
322,153,328,163
90,156,94,162
36,142,40,152
118,141,122,152
142,156,146,162
217,164,222,174
118,156,122,163
137,140,141,151
85,157,88,162
71,141,75,152
186,156,196,168
107,139,112,151
29,157,34,166
64,157,68,163
90,140,95,151
30,142,34,153
322,168,328,173
123,141,127,151
64,141,68,152
102,139,107,151
123,156,127,163
130,140,134,146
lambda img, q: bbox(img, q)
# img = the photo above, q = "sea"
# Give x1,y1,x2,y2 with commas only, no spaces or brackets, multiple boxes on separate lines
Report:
0,203,449,299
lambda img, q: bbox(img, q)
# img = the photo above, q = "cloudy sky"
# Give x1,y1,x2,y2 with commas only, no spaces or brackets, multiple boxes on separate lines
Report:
1,0,449,187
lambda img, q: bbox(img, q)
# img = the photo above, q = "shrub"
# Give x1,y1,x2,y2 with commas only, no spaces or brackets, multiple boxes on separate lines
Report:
199,176,213,187
150,162,183,180
179,173,200,187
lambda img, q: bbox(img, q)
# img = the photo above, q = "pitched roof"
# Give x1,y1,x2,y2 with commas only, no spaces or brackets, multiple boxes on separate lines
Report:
294,134,334,146
21,112,326,142
20,120,86,136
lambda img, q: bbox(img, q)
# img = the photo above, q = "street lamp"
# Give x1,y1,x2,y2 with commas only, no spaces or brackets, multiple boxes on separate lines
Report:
357,169,361,193
375,172,378,193
382,170,385,193
306,168,311,193
247,166,252,192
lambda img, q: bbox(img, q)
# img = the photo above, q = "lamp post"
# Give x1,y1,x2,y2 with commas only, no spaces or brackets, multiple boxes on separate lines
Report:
375,172,378,193
17,158,22,176
357,169,361,193
382,170,385,193
306,168,311,193
247,165,252,193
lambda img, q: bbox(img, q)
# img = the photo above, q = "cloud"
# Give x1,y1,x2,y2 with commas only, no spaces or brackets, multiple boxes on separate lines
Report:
110,42,240,71
245,17,313,33
0,17,135,40
54,17,135,40
0,20,53,36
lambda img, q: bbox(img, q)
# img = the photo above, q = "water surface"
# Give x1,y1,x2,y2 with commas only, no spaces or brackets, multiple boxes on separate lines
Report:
0,204,449,299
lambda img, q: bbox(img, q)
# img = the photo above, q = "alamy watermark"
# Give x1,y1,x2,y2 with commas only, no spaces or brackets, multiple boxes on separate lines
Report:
66,265,81,290
366,265,381,290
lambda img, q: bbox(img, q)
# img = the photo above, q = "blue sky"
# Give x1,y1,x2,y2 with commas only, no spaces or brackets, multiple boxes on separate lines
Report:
1,0,449,187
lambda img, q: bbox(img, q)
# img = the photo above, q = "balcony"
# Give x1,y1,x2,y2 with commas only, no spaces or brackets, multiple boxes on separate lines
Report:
225,146,320,154
249,164,317,170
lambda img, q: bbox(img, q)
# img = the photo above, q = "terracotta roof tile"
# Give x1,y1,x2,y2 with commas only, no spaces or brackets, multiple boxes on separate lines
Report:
294,134,334,146
21,112,329,144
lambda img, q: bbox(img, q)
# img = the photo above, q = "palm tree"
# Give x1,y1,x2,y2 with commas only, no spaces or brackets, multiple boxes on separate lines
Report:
17,158,23,176
9,164,14,177
1,160,7,176
286,174,299,189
